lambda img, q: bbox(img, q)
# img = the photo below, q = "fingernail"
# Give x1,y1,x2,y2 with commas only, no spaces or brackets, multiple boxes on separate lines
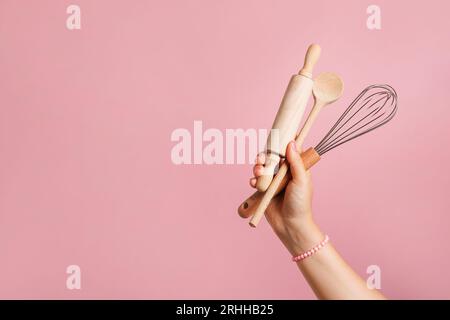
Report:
291,141,297,152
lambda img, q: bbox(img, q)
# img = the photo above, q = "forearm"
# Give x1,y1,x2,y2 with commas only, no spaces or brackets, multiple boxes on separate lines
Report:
284,218,386,300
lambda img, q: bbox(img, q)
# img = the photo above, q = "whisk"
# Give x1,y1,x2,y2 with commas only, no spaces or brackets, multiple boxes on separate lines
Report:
297,84,398,169
241,84,398,226
314,84,397,156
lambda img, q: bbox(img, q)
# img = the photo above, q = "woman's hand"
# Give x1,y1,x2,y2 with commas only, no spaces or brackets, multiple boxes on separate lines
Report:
250,141,386,299
250,141,323,255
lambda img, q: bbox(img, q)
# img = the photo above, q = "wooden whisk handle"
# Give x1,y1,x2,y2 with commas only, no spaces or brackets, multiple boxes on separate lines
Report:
300,147,321,169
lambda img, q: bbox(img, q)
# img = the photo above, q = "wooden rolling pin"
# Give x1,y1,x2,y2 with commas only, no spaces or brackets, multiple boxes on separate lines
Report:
255,44,321,192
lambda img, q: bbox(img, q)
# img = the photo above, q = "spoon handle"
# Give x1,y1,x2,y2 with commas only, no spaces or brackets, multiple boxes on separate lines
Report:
296,100,326,148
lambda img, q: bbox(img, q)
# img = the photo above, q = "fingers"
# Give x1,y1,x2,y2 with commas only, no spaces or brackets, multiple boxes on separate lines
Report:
249,153,266,188
286,141,307,183
253,163,264,176
255,152,265,165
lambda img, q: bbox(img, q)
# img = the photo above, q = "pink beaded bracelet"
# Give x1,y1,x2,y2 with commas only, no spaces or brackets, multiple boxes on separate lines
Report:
292,235,329,262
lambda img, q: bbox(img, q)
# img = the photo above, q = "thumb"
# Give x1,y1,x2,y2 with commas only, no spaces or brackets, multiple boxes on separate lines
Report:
286,141,307,183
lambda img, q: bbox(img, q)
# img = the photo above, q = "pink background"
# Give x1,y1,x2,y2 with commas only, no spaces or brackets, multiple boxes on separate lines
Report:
1,0,449,299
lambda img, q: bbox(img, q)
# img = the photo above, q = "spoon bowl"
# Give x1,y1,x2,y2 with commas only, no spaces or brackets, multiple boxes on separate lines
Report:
313,72,344,104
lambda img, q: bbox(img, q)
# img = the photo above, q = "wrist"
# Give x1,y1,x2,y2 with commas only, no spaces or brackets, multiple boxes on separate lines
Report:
284,217,324,256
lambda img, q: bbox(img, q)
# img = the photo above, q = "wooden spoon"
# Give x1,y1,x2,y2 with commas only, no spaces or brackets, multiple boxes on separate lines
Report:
245,72,344,227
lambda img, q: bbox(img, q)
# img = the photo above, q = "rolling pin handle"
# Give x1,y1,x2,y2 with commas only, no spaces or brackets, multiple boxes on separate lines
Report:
299,44,321,78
